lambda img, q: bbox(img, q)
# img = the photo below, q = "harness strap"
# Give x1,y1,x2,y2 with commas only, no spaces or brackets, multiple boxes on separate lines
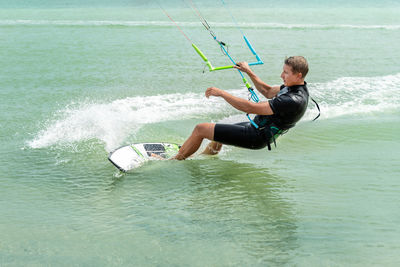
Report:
270,126,281,150
264,125,284,151
311,97,321,121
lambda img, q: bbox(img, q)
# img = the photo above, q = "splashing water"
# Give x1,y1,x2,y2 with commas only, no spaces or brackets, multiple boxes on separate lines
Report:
28,92,230,151
28,73,400,151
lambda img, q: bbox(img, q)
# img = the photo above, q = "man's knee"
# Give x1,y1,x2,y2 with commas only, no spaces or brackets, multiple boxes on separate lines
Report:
193,123,214,139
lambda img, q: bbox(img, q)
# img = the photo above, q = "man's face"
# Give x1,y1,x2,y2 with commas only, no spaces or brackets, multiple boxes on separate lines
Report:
281,64,303,86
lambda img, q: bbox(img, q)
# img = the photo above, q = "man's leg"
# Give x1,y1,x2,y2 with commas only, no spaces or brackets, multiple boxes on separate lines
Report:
201,141,223,155
173,123,215,160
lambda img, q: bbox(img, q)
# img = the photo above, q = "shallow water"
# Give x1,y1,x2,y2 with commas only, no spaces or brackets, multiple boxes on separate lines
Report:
1,1,400,265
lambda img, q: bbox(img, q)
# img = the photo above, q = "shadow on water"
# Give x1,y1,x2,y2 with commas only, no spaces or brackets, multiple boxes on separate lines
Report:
105,158,299,265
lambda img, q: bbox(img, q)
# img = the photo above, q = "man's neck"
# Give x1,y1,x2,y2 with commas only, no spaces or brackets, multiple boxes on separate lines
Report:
287,81,305,87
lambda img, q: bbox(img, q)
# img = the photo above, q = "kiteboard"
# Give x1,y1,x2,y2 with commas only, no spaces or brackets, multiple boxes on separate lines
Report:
108,143,181,172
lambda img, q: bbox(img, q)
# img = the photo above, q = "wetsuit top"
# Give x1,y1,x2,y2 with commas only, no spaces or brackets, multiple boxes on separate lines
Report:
253,82,309,130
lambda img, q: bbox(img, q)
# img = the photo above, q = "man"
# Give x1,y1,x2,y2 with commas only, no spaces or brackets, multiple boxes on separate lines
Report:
172,56,310,160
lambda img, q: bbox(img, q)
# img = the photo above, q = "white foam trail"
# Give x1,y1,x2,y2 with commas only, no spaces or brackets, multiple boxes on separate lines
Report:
1,20,399,30
28,92,234,151
28,73,400,150
305,73,400,120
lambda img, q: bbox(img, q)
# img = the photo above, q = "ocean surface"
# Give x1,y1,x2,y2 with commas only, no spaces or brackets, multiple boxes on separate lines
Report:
1,0,400,265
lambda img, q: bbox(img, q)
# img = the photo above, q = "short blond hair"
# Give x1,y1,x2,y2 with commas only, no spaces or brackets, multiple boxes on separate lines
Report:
284,56,308,78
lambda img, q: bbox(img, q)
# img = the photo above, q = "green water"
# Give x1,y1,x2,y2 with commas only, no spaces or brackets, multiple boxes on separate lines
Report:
1,1,400,266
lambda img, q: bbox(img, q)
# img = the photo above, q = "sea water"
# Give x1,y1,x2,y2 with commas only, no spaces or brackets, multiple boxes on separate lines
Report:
1,0,400,265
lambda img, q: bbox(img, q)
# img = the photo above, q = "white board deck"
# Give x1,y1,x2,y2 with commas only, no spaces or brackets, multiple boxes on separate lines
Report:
108,143,180,171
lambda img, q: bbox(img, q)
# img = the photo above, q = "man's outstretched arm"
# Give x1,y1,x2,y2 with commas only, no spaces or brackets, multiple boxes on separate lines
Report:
205,87,274,115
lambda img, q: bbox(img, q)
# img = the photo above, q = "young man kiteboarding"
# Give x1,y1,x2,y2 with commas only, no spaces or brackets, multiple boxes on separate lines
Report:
172,56,310,160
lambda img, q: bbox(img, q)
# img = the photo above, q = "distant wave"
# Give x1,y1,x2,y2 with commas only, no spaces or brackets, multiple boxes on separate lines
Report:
2,19,400,30
28,73,400,150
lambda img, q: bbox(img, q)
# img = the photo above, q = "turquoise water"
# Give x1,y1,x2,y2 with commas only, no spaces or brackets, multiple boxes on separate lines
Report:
1,1,400,265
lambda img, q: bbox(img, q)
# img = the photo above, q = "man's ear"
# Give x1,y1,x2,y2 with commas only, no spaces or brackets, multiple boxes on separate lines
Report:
296,72,303,80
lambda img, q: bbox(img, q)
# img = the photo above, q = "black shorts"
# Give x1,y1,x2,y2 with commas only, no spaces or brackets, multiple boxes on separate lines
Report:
213,122,273,150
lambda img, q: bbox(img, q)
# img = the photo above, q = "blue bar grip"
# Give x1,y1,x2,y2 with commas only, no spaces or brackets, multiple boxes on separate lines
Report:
249,61,264,66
